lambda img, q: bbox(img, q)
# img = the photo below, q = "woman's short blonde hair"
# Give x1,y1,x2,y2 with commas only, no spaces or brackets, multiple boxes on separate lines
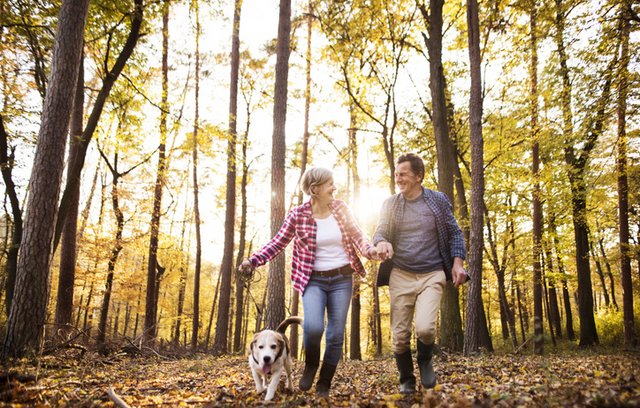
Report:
300,167,333,196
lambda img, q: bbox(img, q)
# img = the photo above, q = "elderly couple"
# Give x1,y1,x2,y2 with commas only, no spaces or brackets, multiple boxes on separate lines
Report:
239,153,468,397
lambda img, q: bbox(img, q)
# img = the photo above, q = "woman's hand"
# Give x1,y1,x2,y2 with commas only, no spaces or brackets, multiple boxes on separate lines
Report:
238,259,253,276
367,246,381,261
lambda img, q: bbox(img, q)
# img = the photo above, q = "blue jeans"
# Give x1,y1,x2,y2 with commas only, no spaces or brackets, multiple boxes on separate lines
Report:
302,273,352,365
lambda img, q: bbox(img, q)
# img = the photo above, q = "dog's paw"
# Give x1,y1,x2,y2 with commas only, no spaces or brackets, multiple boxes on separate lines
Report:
256,386,266,394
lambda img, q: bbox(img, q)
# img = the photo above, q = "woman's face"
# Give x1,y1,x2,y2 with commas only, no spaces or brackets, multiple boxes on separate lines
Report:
313,178,336,202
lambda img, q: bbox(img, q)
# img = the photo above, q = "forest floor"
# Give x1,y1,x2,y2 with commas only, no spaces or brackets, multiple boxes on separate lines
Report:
1,347,639,407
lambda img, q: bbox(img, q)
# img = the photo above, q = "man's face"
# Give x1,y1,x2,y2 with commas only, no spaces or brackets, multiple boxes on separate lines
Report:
394,161,422,195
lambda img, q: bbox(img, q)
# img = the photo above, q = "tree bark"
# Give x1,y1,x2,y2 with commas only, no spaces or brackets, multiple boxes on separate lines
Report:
97,150,126,345
616,0,636,347
590,239,610,307
214,0,242,354
549,212,575,341
418,0,464,352
530,0,544,355
53,0,143,252
0,116,22,316
233,92,252,353
54,53,85,334
144,0,170,345
463,0,490,355
544,236,563,338
597,238,618,310
349,104,362,360
290,0,313,359
3,0,90,358
191,0,202,349
264,0,291,330
174,204,190,347
554,0,612,347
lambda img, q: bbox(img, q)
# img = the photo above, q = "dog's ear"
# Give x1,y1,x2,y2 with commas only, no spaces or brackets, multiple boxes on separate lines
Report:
249,333,259,353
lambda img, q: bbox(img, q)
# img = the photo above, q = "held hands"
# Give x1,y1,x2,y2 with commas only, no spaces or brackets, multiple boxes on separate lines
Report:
367,246,389,261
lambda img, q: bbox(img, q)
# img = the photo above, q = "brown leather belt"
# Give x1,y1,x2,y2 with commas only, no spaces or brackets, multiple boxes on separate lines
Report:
313,264,353,277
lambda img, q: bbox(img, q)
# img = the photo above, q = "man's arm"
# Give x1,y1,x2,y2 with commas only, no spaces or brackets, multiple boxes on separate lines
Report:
435,192,467,285
372,197,394,260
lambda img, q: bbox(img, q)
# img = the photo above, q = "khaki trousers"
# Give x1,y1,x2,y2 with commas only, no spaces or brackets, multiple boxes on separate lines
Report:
389,267,446,354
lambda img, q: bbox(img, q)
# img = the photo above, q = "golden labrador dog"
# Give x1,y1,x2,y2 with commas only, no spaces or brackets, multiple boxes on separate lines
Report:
249,316,302,401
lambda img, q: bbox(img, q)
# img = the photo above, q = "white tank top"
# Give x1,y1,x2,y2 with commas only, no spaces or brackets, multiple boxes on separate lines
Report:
313,214,350,271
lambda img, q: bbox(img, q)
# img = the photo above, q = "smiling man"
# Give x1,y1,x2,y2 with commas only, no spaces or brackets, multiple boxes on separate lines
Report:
373,153,467,394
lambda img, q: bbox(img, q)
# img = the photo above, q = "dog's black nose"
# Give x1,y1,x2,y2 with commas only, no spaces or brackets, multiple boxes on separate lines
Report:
263,356,271,363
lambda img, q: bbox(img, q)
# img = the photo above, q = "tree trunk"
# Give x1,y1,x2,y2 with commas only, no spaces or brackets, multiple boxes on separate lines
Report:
0,117,23,317
97,151,125,345
555,0,611,347
264,0,291,330
349,105,362,360
549,211,575,340
598,238,618,310
421,0,455,202
590,240,610,307
289,0,313,359
373,277,383,356
191,0,202,350
204,263,223,350
233,106,251,353
463,0,489,355
53,0,143,253
54,53,85,334
3,0,90,358
418,0,464,352
616,0,636,347
143,0,170,345
530,0,543,355
214,0,242,354
544,236,563,338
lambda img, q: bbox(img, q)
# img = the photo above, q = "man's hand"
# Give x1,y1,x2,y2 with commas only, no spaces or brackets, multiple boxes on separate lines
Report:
451,257,467,288
376,241,394,261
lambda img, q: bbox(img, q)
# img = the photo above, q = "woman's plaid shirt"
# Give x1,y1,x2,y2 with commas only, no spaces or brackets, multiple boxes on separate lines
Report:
249,200,373,294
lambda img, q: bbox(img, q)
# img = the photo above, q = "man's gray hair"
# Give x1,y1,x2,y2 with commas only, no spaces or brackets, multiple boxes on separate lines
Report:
300,167,333,196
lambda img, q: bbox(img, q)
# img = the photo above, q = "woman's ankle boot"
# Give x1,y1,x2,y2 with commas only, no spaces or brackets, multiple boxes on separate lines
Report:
298,348,320,391
315,363,337,397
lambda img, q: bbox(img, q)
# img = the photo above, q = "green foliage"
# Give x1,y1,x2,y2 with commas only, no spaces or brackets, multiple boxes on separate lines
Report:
595,308,625,346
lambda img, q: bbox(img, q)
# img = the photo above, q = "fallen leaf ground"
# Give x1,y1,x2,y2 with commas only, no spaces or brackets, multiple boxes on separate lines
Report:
2,349,639,407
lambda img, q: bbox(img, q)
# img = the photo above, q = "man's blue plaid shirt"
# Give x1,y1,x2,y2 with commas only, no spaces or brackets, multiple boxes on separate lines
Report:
372,187,466,281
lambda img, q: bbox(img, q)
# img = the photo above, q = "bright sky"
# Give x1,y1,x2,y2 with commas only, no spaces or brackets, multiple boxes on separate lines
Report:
149,0,391,265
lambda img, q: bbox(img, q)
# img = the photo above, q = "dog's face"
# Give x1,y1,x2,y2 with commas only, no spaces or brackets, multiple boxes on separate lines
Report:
250,330,286,375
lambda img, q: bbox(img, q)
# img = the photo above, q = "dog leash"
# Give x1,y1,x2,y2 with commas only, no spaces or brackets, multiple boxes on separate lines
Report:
240,267,293,320
239,267,263,315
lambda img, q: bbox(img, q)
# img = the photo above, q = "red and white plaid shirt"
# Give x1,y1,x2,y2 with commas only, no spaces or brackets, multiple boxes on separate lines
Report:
249,200,373,294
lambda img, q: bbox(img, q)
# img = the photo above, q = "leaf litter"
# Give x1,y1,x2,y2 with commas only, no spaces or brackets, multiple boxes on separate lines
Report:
1,350,639,407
